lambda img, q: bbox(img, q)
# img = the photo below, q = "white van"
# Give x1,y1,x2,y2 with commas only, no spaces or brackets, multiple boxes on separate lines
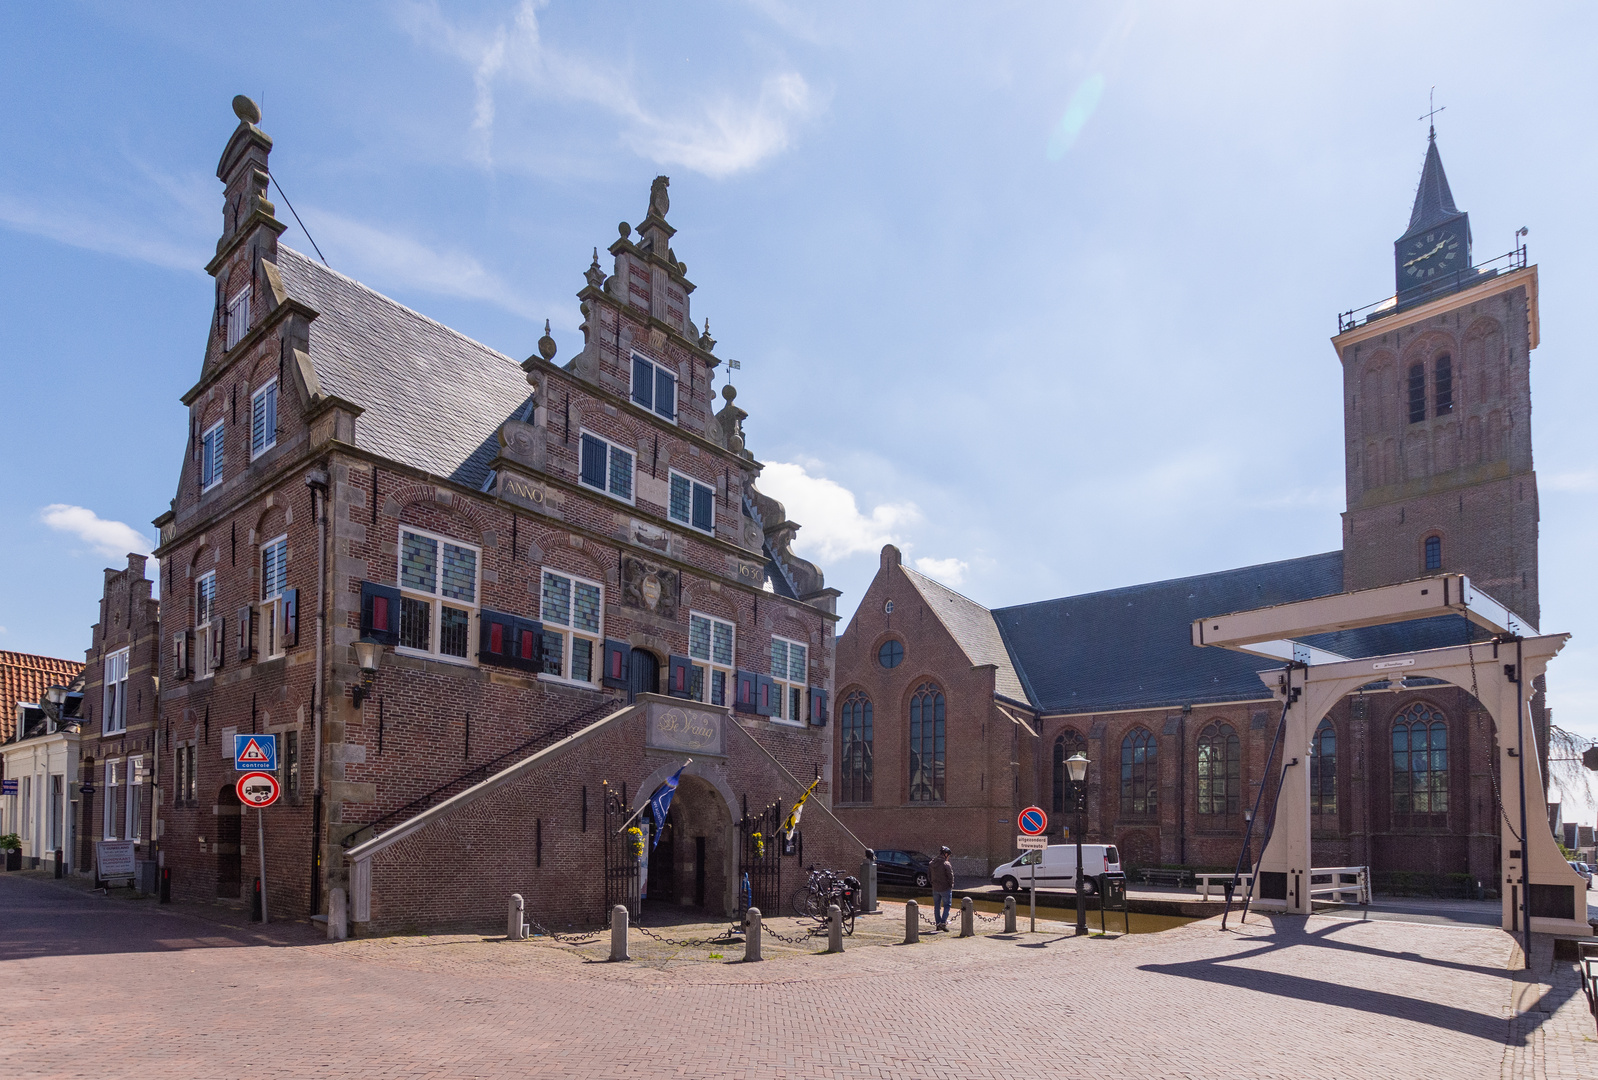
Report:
991,844,1121,894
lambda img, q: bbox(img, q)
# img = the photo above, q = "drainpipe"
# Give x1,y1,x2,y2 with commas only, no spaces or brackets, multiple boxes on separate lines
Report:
1514,637,1530,965
304,466,330,914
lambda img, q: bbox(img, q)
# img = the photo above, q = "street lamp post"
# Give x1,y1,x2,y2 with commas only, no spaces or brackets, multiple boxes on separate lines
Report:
1066,751,1090,937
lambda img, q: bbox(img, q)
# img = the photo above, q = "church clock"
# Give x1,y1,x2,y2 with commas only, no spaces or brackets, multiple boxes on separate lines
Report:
1399,225,1465,283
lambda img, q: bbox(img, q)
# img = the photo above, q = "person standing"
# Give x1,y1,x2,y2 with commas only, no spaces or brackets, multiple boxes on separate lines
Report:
930,846,955,931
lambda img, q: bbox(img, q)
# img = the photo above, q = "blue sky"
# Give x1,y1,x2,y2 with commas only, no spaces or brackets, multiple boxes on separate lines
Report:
2,2,1595,797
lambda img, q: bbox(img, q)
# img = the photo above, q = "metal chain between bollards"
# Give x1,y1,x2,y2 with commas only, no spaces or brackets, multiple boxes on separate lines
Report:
634,923,744,949
525,916,604,946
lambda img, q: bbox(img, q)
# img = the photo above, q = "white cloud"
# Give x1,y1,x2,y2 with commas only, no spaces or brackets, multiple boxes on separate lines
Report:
0,190,205,272
399,0,814,178
311,210,542,319
913,556,970,586
39,505,155,562
758,461,920,562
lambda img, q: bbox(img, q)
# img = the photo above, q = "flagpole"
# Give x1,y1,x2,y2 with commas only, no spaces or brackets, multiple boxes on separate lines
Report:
616,759,691,834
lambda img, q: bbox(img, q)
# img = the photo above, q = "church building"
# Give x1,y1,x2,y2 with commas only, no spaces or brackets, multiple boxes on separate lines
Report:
834,128,1546,890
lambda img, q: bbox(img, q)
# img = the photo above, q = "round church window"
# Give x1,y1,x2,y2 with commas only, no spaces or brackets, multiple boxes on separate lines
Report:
878,639,904,669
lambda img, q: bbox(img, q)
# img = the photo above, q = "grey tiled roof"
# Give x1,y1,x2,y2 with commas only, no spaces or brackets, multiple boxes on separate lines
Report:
992,552,1348,714
1405,136,1461,236
901,566,1029,703
275,247,532,488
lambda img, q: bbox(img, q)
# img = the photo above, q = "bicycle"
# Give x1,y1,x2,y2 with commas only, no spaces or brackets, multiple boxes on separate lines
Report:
790,865,859,935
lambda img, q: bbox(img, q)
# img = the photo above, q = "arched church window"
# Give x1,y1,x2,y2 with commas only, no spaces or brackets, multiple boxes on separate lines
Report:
1434,354,1453,416
1196,722,1240,817
839,692,873,804
1424,535,1442,571
1408,363,1427,424
1120,728,1157,817
1393,703,1448,820
1310,719,1337,820
1051,729,1085,814
908,683,945,803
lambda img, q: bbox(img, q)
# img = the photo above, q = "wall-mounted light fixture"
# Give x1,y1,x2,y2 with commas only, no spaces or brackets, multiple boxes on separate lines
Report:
351,637,383,707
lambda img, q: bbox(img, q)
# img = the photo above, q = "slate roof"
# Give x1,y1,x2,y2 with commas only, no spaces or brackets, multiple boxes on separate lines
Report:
1405,135,1461,237
275,246,533,489
901,566,1029,703
1,651,84,744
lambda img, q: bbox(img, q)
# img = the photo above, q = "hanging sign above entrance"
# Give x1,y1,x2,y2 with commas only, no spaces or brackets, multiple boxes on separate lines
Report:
1018,806,1048,836
234,734,277,772
237,771,281,808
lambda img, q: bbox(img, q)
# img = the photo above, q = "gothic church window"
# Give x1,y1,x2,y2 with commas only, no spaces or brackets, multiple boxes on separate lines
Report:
1120,728,1158,817
1407,363,1427,423
1424,534,1442,571
1051,730,1086,814
1434,354,1453,416
1196,722,1240,817
908,683,946,803
1310,719,1337,821
839,691,873,804
1392,703,1448,820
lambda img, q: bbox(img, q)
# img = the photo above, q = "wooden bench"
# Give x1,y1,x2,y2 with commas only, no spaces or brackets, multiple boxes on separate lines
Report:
1136,868,1192,888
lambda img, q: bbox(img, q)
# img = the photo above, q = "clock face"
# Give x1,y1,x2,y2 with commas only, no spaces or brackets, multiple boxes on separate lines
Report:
1400,228,1464,282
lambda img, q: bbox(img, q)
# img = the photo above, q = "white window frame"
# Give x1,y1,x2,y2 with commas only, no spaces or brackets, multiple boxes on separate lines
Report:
538,568,603,686
103,760,121,841
770,635,809,726
127,755,143,842
250,377,278,460
226,285,251,349
194,572,217,679
103,647,130,732
577,429,636,505
200,420,225,492
396,526,480,666
668,470,716,535
629,351,678,424
259,534,288,659
18,775,31,841
688,611,735,707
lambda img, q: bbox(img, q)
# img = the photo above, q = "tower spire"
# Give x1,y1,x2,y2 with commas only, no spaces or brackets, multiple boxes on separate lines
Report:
1405,130,1460,235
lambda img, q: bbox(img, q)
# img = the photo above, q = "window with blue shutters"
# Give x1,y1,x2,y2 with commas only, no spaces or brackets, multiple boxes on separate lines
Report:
578,430,634,503
629,353,677,423
668,471,715,534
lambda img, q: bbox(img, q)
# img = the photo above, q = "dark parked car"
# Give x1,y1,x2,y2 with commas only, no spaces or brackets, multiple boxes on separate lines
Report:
874,849,932,889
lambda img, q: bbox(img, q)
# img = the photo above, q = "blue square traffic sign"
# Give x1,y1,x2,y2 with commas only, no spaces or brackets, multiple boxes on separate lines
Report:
233,733,278,772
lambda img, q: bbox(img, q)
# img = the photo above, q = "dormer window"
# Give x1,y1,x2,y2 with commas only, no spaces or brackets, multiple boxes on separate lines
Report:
226,286,252,349
630,353,677,422
200,421,225,491
1434,354,1453,416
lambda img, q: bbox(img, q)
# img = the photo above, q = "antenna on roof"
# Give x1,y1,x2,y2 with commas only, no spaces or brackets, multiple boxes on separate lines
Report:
1418,87,1445,140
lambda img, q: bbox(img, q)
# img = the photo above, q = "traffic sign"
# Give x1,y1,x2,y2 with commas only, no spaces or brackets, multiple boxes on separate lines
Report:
236,771,281,808
234,734,277,772
1017,806,1048,835
1016,835,1049,851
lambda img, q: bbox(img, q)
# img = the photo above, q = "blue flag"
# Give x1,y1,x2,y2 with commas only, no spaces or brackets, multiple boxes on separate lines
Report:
648,765,687,850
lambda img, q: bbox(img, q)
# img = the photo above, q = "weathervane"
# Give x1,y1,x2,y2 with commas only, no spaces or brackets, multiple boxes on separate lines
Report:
1419,87,1445,140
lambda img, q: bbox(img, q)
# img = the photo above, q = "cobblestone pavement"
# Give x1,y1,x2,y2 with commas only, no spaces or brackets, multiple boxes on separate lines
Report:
4,873,1595,1079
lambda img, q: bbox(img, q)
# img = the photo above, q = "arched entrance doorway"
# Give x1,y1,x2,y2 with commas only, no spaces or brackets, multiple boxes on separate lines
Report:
642,774,732,916
628,649,659,702
216,784,242,899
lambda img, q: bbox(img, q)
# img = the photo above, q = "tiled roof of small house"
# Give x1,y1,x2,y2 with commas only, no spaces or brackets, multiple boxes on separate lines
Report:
1,651,85,744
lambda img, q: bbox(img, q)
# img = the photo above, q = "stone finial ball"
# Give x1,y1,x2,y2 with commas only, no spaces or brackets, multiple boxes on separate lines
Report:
233,96,261,125
538,319,557,361
618,222,631,238
722,384,737,402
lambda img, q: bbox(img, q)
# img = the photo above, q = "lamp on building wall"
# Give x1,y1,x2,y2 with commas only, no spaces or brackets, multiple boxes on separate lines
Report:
43,685,72,734
1065,751,1089,937
351,637,383,707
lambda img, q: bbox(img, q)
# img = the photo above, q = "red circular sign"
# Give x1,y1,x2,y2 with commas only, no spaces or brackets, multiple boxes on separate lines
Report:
236,771,281,808
1018,806,1048,835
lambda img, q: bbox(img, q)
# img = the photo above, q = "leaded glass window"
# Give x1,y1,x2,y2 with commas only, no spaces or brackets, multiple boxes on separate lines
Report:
909,683,946,803
1120,728,1158,817
840,691,873,804
1196,722,1241,817
540,569,603,684
689,612,734,707
1051,730,1085,814
770,636,807,723
1310,719,1337,821
397,527,479,661
1392,703,1448,821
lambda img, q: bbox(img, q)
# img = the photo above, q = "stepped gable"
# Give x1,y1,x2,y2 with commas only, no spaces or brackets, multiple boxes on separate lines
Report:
274,246,533,488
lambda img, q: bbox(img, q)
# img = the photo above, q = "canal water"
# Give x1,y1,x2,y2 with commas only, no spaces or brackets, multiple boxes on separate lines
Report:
912,894,1197,934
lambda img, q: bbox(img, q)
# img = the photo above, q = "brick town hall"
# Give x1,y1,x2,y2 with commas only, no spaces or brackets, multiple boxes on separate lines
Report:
834,126,1550,891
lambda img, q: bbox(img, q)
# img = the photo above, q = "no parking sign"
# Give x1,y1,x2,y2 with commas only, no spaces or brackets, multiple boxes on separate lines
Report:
1017,806,1048,835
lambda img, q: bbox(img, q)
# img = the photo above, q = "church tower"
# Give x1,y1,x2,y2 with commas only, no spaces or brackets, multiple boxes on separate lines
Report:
1335,130,1541,625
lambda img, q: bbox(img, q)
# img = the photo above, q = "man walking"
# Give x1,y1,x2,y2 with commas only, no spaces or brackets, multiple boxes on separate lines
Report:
930,846,955,931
